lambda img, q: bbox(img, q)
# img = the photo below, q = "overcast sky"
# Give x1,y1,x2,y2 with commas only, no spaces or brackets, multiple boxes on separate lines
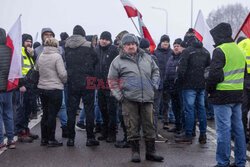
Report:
0,0,249,45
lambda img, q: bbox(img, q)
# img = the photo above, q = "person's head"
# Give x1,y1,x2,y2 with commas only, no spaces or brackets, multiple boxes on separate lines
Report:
173,38,182,55
100,31,112,47
73,25,86,37
237,36,246,44
0,28,6,45
160,35,170,49
60,32,69,41
44,38,59,48
139,38,150,51
185,28,196,37
41,28,55,43
33,41,41,49
179,41,186,53
86,35,98,48
210,22,232,47
22,34,33,48
121,33,139,56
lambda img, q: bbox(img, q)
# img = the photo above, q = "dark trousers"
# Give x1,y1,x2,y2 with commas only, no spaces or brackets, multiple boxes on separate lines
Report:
15,89,36,134
98,89,117,137
169,89,182,130
242,89,250,141
67,89,95,139
118,102,127,141
40,89,62,141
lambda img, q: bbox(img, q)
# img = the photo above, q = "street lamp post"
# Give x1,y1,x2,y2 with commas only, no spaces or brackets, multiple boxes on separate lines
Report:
152,7,168,35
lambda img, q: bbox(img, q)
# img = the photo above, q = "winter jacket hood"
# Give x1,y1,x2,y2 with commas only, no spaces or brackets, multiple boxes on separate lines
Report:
65,35,91,49
210,23,233,47
41,28,55,41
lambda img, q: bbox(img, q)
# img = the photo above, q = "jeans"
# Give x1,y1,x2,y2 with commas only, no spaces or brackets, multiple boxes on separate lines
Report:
183,89,207,136
78,90,103,125
213,103,246,167
40,89,62,141
242,89,250,141
15,89,36,134
67,88,95,139
205,91,214,118
0,92,14,143
57,90,67,127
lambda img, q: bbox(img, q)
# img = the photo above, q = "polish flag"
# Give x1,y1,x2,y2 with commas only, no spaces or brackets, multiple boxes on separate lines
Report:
120,0,142,18
6,15,22,91
138,17,156,53
194,10,214,57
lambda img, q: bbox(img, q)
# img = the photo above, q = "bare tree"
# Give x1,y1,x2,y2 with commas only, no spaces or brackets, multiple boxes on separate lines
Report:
206,3,249,37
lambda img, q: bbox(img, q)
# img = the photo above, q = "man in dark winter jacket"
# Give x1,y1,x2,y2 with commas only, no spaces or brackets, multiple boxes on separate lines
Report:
176,29,210,144
65,25,99,147
165,38,183,133
153,35,173,129
207,23,246,167
34,28,68,139
0,28,16,150
15,34,39,143
95,31,119,143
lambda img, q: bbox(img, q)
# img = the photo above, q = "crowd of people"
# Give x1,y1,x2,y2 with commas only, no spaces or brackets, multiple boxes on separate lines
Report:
0,22,250,166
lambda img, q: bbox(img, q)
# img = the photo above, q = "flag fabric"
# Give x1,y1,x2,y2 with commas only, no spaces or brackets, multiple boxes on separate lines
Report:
194,10,214,57
138,17,156,53
235,13,250,40
6,15,22,91
120,0,142,18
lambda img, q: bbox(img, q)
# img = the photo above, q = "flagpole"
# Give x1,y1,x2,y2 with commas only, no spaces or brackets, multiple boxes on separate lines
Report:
137,11,144,38
130,18,141,36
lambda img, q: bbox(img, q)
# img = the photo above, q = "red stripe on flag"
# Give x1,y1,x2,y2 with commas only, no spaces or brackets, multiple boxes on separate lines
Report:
242,13,250,38
6,35,19,91
193,29,203,42
142,26,156,53
124,6,142,18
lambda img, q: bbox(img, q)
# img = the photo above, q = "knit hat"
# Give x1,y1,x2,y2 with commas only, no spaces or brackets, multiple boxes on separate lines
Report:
173,38,182,45
73,25,86,37
100,31,112,41
0,28,6,45
121,33,139,46
60,32,69,41
185,28,196,37
33,41,41,49
180,41,187,48
22,34,33,47
160,34,170,43
139,38,150,49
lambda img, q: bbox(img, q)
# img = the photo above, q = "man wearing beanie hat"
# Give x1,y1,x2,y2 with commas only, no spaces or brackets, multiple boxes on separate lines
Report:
59,32,69,48
206,23,246,167
108,33,163,163
165,38,183,134
176,28,210,145
65,25,99,147
0,28,16,150
95,31,119,143
15,33,39,143
153,34,173,130
34,27,69,140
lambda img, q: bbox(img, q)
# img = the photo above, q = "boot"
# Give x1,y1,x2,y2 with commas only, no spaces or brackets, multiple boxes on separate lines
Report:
26,129,39,140
61,126,68,138
130,140,141,163
145,141,164,162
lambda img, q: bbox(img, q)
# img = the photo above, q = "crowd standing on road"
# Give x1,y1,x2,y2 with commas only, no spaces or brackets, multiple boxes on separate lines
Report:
0,22,249,167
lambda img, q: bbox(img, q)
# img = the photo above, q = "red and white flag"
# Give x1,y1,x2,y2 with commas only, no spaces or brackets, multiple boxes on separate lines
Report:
235,13,250,40
120,0,142,18
194,10,214,57
6,15,22,91
138,17,156,53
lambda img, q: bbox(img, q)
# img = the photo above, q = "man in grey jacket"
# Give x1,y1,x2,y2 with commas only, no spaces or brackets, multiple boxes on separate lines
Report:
108,33,163,163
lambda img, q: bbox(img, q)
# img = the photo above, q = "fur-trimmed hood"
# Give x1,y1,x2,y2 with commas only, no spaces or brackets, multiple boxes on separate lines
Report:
65,35,91,49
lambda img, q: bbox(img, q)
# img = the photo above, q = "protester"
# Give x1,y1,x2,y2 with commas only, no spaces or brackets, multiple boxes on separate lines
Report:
153,34,173,130
108,33,163,163
95,31,119,143
37,38,67,147
65,25,99,147
15,34,39,143
207,23,246,167
59,32,69,49
0,28,16,151
176,28,210,144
